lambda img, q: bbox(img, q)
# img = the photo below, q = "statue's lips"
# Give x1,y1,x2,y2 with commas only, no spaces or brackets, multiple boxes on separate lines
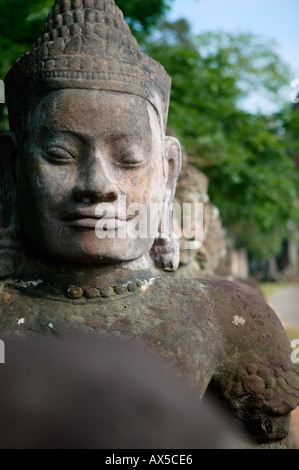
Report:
62,210,136,230
67,218,127,229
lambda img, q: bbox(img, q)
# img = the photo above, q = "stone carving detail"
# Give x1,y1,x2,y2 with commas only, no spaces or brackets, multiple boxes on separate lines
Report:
5,0,170,137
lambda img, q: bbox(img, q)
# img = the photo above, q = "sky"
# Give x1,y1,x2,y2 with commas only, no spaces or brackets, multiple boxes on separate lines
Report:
166,0,299,113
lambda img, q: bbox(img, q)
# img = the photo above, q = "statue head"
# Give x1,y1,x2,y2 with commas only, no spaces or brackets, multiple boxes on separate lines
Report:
174,162,209,268
0,0,182,277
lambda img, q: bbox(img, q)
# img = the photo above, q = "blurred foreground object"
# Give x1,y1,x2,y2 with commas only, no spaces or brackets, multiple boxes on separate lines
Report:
0,336,241,449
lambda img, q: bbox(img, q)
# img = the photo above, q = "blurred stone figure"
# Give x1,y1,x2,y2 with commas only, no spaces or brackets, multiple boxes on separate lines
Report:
174,162,227,278
0,337,241,449
174,161,250,281
200,202,227,275
173,162,208,278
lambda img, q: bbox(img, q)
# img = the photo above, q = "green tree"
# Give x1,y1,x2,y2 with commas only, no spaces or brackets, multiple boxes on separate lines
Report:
145,21,299,259
116,0,174,38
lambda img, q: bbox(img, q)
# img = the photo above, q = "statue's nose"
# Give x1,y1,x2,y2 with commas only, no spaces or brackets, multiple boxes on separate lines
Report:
74,155,119,204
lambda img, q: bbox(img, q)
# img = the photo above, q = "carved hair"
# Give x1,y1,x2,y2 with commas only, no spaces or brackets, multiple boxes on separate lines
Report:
5,0,171,135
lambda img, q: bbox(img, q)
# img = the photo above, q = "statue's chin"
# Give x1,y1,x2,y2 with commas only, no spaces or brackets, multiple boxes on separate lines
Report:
32,237,155,268
20,218,158,270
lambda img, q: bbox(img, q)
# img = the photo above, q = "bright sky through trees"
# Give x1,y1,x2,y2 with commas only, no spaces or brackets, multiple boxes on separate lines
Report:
167,0,299,113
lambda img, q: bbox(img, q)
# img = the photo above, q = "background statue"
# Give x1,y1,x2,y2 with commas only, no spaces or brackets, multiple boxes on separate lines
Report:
0,0,298,448
174,161,229,279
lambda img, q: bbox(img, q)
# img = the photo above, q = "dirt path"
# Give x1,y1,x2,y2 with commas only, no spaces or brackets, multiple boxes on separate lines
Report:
268,285,299,328
268,285,299,448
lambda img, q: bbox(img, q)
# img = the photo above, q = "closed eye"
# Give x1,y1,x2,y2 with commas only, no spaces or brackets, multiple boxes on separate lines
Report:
44,147,75,163
113,147,146,168
115,158,146,168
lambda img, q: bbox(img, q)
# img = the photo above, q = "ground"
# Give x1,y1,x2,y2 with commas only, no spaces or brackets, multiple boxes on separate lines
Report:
263,282,299,447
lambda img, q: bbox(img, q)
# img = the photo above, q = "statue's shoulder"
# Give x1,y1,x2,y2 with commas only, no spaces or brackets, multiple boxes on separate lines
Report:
164,276,287,342
158,276,285,346
186,277,291,355
161,276,272,320
164,276,299,439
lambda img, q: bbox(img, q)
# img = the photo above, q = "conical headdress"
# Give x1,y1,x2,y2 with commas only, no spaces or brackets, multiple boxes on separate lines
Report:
5,0,171,132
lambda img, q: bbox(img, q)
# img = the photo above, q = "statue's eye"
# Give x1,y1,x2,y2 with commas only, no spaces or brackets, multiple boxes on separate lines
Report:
114,146,145,168
44,147,74,163
118,157,144,167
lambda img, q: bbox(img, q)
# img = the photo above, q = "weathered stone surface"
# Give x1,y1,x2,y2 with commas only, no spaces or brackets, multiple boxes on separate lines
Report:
100,287,115,298
67,286,84,299
114,286,127,295
84,287,100,299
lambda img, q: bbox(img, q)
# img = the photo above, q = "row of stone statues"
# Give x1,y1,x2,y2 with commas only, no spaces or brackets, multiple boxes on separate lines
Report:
174,159,249,281
0,0,298,448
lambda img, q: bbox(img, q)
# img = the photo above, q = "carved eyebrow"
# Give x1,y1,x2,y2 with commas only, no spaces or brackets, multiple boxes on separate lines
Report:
38,127,90,144
108,134,144,142
38,126,144,143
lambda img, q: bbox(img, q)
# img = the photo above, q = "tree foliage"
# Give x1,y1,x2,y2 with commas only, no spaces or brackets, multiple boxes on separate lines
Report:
116,0,174,36
145,21,299,259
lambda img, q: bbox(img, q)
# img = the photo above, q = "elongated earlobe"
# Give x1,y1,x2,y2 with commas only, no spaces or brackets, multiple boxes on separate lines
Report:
150,136,182,272
164,136,182,197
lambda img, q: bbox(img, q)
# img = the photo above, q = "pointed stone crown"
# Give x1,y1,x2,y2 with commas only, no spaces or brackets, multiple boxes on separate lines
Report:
5,0,171,133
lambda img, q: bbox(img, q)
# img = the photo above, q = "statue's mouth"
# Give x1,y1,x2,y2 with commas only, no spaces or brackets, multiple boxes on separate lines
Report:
62,208,136,230
66,218,127,230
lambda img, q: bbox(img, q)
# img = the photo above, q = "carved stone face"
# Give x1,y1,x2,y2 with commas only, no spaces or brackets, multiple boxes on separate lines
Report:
16,89,167,264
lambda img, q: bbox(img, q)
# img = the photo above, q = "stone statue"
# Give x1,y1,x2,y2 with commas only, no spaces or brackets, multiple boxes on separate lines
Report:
174,161,228,279
0,0,298,448
173,161,209,279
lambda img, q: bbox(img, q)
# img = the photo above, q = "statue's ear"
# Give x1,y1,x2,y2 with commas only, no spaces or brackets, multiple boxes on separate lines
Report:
149,136,182,273
164,136,182,205
0,132,18,228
